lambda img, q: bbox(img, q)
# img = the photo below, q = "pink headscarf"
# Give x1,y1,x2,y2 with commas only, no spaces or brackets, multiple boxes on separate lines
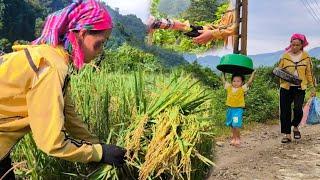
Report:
33,0,113,69
285,33,309,52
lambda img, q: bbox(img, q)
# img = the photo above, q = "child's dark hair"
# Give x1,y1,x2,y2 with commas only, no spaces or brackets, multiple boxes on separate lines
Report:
231,73,245,82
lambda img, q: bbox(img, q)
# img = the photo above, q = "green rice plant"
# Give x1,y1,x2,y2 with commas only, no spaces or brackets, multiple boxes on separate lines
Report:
11,63,280,179
90,71,215,180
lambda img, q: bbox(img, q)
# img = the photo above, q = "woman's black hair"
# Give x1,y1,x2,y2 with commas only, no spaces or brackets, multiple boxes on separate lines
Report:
231,73,245,82
87,30,106,35
72,29,105,35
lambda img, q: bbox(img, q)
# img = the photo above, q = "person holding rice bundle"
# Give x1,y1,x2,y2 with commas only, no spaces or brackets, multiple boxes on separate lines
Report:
147,3,236,46
0,0,126,179
277,33,316,143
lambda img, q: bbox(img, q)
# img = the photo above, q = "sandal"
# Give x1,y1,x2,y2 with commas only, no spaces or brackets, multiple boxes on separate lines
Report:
281,137,292,143
293,130,301,139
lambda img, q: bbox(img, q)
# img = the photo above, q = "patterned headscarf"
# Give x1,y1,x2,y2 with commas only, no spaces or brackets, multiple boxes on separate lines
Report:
285,33,309,52
33,0,113,69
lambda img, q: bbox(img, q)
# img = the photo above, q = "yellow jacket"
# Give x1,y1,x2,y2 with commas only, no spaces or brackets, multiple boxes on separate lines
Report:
278,51,315,90
225,82,248,108
0,44,102,163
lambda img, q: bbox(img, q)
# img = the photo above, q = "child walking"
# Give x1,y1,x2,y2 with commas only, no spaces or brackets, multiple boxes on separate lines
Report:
222,71,256,146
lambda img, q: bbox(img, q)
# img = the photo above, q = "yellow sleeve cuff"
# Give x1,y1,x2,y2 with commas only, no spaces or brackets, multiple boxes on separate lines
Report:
92,144,103,162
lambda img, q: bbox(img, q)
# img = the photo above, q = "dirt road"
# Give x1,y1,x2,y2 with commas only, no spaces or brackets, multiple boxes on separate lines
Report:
208,124,320,180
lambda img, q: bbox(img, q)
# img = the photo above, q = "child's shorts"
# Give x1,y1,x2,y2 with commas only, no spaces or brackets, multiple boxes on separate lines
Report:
226,107,244,128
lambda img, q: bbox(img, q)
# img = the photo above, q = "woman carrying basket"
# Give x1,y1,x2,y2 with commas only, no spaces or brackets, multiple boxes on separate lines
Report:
277,33,316,143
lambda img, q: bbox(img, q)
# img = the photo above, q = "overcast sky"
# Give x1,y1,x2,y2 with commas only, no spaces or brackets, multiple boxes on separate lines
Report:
104,0,320,55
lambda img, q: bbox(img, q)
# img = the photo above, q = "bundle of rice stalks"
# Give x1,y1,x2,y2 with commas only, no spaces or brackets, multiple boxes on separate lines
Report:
91,73,214,179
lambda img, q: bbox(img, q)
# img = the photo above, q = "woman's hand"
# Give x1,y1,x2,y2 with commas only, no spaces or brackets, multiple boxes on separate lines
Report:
193,29,218,44
100,144,127,167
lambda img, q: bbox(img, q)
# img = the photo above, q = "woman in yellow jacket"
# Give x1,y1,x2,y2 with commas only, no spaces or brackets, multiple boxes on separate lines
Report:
0,0,126,179
278,34,316,143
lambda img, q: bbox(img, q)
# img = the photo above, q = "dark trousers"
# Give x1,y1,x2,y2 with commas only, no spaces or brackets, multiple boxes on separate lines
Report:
0,155,15,180
280,87,305,134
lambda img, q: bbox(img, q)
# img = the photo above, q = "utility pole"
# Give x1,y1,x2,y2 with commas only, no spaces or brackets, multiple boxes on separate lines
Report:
233,0,248,55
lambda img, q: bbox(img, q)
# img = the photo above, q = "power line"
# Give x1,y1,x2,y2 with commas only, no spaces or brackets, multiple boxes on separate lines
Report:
312,0,320,9
300,0,320,24
311,0,320,14
300,0,315,22
305,0,320,22
307,0,320,22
